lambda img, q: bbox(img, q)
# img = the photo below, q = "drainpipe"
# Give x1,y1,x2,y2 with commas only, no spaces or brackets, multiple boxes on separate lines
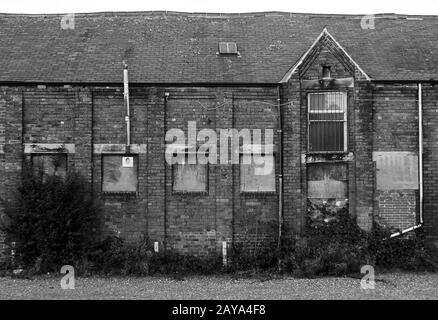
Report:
388,83,423,238
163,92,169,252
277,87,284,259
123,62,131,149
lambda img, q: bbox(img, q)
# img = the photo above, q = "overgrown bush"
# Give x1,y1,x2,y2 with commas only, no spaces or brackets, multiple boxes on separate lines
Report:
280,202,437,277
87,234,223,276
0,167,103,274
281,209,370,277
369,226,436,271
228,243,278,272
1,165,435,277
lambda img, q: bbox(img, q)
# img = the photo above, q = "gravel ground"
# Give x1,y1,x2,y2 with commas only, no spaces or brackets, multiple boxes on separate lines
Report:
0,272,437,300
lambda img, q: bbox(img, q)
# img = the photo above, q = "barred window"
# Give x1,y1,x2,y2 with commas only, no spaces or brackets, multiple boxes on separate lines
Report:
308,92,347,152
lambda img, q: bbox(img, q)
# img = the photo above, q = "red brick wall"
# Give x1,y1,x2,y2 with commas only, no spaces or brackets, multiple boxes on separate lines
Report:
0,85,280,257
0,87,23,261
376,190,417,229
0,80,437,257
372,84,420,231
423,84,438,247
92,89,149,242
0,88,5,258
281,33,375,235
163,88,279,254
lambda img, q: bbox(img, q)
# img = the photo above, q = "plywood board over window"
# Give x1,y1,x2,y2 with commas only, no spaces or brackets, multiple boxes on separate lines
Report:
373,151,418,190
240,154,276,192
32,154,67,178
307,163,348,199
173,163,207,193
102,155,138,193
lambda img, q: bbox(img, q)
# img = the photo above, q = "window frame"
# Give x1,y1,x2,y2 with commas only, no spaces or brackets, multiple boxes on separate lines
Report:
239,152,276,194
30,153,68,178
101,154,139,195
307,91,348,153
171,153,209,194
306,162,349,199
218,42,238,55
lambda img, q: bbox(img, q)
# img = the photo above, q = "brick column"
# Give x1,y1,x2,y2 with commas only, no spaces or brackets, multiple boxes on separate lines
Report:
281,75,305,236
146,88,166,246
354,81,374,231
422,84,438,249
74,88,93,183
215,90,234,252
0,87,23,256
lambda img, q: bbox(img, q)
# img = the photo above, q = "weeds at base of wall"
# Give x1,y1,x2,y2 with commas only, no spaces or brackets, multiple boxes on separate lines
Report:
1,230,436,278
278,207,438,278
0,167,436,278
83,235,225,277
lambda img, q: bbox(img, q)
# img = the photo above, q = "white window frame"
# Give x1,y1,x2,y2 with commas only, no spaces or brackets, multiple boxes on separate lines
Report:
307,92,348,152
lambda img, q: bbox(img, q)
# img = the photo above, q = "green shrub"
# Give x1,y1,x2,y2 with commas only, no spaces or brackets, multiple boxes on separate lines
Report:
280,207,436,277
87,235,154,276
369,226,436,271
87,235,223,276
1,164,435,277
0,167,103,274
149,251,223,275
228,242,278,272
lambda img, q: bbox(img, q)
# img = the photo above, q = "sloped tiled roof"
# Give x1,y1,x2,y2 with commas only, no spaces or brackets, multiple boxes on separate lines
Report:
0,11,437,83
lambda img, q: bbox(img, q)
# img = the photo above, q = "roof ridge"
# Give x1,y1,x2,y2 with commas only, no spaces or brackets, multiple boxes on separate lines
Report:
0,11,437,18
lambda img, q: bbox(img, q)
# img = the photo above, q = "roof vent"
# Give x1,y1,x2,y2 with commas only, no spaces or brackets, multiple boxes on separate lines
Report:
322,65,332,79
218,42,238,55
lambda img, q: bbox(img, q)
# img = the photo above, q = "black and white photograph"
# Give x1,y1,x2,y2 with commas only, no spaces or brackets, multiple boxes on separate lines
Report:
0,0,437,311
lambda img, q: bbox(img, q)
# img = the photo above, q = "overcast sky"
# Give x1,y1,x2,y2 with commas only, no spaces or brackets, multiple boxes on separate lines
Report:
0,0,437,15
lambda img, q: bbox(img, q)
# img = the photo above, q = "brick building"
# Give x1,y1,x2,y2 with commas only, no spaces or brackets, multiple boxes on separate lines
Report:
0,12,437,256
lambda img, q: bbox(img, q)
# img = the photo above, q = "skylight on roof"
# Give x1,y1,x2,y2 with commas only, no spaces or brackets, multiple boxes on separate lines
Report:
218,42,238,55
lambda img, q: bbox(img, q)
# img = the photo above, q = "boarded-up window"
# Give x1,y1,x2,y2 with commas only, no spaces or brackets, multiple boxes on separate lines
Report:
32,154,67,178
240,154,275,192
102,155,138,193
373,151,418,190
308,92,347,152
173,161,207,192
307,163,348,198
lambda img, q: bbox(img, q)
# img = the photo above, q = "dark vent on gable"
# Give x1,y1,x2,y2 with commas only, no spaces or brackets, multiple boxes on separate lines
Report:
322,65,332,78
218,42,238,55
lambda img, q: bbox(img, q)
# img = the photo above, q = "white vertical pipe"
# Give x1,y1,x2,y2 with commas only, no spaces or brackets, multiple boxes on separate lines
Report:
123,63,131,146
222,241,227,266
386,84,424,240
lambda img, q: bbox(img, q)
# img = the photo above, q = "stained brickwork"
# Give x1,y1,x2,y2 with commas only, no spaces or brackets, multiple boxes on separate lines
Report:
0,88,5,258
423,84,438,247
372,84,420,231
1,30,438,258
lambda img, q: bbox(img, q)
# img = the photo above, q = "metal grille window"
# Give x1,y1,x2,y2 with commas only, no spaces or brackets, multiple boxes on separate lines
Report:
308,92,347,152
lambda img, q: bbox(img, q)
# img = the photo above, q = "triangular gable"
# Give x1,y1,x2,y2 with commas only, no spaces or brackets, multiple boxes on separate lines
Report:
280,27,371,82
